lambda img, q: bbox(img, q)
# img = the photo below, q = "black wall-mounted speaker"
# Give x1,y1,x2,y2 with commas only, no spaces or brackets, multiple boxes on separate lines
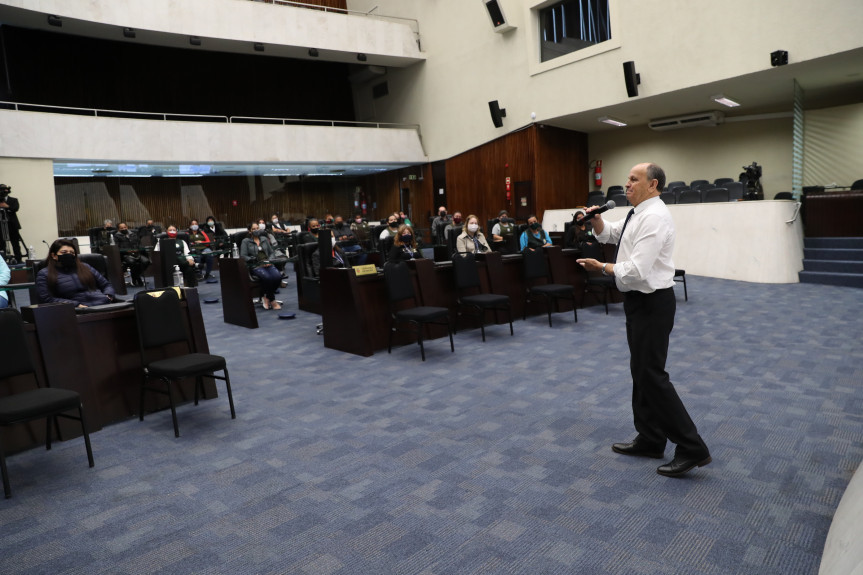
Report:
488,100,506,128
485,0,506,27
623,61,640,98
770,50,788,67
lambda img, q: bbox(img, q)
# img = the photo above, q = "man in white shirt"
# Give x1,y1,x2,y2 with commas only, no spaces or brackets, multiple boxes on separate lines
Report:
577,162,711,478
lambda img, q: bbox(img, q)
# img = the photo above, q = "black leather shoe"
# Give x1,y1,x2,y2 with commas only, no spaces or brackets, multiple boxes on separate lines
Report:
612,441,665,459
657,455,712,477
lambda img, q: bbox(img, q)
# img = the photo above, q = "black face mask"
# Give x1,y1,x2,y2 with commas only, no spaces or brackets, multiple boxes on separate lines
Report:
335,222,345,229
388,221,398,228
310,228,320,233
530,222,540,230
401,234,412,243
57,253,77,268
120,229,129,235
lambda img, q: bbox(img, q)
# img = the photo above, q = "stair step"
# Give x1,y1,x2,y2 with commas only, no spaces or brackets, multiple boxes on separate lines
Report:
804,237,863,249
798,271,863,288
803,248,863,261
802,259,863,274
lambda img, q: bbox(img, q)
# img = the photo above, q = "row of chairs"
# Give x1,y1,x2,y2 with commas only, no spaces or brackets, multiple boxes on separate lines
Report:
0,289,236,497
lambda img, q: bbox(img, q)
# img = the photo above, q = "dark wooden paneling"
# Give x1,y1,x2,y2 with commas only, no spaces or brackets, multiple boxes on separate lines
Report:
535,125,590,212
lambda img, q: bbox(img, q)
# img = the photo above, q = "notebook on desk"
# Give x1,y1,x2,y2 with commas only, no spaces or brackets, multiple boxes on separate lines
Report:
74,301,135,314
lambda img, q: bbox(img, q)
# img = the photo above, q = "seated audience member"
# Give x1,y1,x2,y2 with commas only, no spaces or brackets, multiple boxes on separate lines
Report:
332,215,367,265
564,210,598,249
379,214,400,241
520,214,553,250
188,219,215,279
269,213,290,235
94,218,116,252
431,206,451,244
444,211,463,241
203,216,226,239
0,257,9,308
138,219,162,247
256,218,278,247
388,225,423,262
456,215,491,254
350,213,370,242
36,239,116,307
323,214,335,228
114,222,149,286
399,211,412,227
300,219,321,244
240,222,282,310
492,210,516,242
155,225,197,286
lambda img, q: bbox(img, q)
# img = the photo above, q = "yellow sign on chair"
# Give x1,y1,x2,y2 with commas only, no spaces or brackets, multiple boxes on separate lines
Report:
353,264,378,277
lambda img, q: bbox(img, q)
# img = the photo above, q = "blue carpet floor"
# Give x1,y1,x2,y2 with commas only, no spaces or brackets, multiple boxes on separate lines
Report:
1,275,862,574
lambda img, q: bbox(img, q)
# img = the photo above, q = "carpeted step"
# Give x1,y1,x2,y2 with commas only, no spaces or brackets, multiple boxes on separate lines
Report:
803,248,863,261
802,259,863,274
804,237,863,249
798,270,863,288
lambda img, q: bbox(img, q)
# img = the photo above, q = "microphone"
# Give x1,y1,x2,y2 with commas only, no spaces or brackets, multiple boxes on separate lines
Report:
576,200,616,226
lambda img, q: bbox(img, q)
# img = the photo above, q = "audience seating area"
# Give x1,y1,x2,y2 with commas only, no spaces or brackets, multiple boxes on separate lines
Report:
588,176,794,206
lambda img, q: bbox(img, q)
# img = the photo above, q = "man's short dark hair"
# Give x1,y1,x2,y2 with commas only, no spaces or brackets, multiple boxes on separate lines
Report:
645,163,666,192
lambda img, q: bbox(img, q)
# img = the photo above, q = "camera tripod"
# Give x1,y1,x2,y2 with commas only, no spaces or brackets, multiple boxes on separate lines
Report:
0,208,25,264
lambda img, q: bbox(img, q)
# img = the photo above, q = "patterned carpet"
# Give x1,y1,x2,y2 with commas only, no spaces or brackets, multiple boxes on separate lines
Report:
1,274,862,574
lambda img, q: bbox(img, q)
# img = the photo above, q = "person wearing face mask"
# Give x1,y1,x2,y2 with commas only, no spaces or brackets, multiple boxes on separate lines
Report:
388,224,423,262
564,210,598,250
93,218,116,253
520,214,553,250
300,219,321,244
398,211,412,227
113,222,149,287
431,206,450,244
444,211,463,241
240,222,282,310
323,214,335,228
379,214,400,241
202,216,226,248
332,215,367,265
188,219,216,280
456,215,491,254
155,225,197,286
137,219,162,248
36,239,115,307
269,213,289,235
350,213,369,243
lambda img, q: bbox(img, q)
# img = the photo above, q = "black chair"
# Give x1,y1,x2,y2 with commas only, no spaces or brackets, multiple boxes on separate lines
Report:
587,191,606,206
606,185,624,198
714,177,734,186
674,269,688,301
579,241,615,314
726,182,744,201
693,182,714,192
133,289,236,437
0,309,94,498
383,260,454,361
521,247,577,326
659,192,676,205
666,181,686,194
773,191,793,200
29,253,112,304
380,236,395,263
690,179,709,189
851,179,863,191
446,225,463,257
703,187,730,203
608,193,627,207
678,189,702,204
451,253,513,341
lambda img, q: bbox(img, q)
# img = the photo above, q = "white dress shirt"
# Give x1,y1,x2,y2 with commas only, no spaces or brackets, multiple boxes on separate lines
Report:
594,196,676,293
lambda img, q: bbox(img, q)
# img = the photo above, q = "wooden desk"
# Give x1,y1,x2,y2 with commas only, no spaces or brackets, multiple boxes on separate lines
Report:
321,247,603,356
4,288,216,454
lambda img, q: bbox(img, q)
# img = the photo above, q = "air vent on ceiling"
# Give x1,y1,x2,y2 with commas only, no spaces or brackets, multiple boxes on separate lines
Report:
648,111,725,131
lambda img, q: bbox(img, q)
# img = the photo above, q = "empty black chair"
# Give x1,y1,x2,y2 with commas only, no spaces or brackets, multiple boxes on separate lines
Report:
690,179,709,189
383,261,454,361
694,182,714,192
521,247,577,326
134,289,236,437
451,253,513,341
678,189,702,204
726,182,744,201
666,181,686,194
851,179,863,191
773,191,793,200
659,192,676,205
579,241,615,314
606,185,624,198
674,269,688,301
703,187,730,203
0,309,94,498
587,191,606,207
714,177,734,186
608,193,627,207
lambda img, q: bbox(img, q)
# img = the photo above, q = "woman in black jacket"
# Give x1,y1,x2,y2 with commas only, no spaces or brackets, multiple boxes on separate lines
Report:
36,239,115,307
240,222,282,310
388,224,423,262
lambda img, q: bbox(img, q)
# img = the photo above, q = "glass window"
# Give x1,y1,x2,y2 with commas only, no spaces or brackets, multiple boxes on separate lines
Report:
539,0,611,63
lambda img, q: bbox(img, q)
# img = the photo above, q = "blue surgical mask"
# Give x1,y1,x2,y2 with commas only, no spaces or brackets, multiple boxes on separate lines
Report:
190,225,199,231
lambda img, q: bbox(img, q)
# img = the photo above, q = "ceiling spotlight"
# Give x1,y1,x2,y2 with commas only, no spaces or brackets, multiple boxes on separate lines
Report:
254,42,265,52
308,48,319,57
357,53,367,62
598,116,627,127
47,15,62,27
123,27,136,39
712,94,740,108
190,36,202,46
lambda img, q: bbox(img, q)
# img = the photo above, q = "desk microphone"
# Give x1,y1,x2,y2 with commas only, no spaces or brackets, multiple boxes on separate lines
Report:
576,200,616,226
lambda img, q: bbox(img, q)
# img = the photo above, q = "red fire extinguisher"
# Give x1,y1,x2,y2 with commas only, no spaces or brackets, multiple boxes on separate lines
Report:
594,160,603,188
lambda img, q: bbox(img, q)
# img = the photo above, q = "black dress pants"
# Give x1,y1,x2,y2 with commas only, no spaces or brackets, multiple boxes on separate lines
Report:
624,287,708,458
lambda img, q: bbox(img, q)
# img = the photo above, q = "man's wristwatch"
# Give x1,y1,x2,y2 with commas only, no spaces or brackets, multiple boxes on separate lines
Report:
601,263,609,276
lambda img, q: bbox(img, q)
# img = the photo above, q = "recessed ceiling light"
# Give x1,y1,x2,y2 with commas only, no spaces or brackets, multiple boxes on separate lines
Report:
711,94,741,107
598,116,627,127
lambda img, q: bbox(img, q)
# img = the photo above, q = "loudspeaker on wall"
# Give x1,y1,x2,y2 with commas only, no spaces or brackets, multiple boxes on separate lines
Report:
488,100,506,128
623,61,640,98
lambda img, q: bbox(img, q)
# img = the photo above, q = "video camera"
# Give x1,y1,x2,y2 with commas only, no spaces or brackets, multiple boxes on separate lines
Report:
0,184,9,204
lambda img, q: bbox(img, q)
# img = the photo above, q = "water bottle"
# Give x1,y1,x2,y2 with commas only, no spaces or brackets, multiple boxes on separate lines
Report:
172,265,184,287
28,245,35,260
231,244,239,258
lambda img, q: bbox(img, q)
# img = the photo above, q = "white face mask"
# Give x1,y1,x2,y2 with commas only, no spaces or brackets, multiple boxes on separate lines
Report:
272,219,278,224
467,223,479,233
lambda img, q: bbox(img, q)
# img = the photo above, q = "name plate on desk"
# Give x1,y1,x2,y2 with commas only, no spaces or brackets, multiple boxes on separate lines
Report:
353,264,378,277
